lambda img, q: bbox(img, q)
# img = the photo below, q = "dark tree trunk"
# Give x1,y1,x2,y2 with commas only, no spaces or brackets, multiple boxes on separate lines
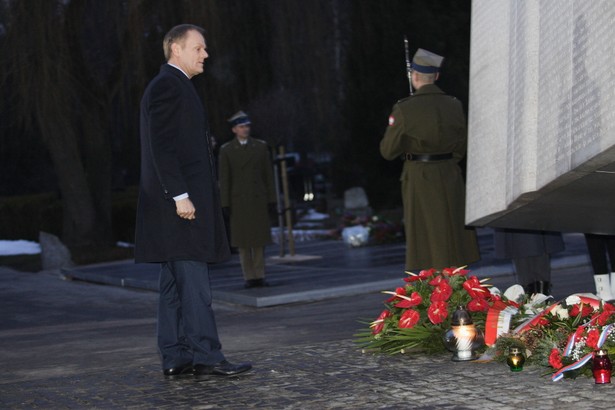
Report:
2,0,111,247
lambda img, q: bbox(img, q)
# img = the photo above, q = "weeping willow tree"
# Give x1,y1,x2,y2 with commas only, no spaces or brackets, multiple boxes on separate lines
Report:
1,1,107,247
0,0,182,248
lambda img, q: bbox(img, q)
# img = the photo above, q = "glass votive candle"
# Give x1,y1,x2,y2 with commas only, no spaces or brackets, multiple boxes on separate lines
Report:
506,347,525,372
592,349,612,384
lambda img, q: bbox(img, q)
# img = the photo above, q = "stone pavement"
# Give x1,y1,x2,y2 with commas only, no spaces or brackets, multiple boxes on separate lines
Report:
1,229,613,409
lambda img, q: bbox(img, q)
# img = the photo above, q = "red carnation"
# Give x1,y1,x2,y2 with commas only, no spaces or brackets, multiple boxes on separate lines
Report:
530,317,550,328
586,328,600,349
549,348,563,370
597,303,615,325
569,303,594,318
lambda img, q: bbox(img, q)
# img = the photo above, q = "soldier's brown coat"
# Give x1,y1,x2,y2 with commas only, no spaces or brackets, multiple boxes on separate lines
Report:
380,84,480,271
219,137,275,248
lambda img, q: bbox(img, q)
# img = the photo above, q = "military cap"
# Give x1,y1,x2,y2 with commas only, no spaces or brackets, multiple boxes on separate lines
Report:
411,48,444,74
227,110,251,126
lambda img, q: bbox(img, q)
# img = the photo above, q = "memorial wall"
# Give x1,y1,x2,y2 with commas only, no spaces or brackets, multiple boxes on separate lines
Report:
466,0,615,234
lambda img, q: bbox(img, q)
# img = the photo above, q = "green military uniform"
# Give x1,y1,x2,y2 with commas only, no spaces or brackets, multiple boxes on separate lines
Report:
380,49,479,271
219,111,276,288
219,136,275,248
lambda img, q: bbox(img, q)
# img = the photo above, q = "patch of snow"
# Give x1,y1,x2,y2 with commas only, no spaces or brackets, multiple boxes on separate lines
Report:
300,209,330,221
0,240,41,256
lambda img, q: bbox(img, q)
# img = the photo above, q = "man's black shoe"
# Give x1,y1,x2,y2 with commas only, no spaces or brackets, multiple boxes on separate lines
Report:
163,363,193,379
244,279,269,289
194,360,252,378
244,279,258,288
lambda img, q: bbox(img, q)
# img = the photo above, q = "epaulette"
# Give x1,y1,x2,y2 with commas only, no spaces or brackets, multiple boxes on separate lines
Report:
396,95,413,104
253,138,269,145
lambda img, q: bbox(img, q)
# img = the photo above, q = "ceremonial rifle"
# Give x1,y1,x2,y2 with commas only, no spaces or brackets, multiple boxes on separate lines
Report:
404,35,413,95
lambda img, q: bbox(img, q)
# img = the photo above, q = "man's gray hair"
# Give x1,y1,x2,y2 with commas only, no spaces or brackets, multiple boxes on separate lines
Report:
163,24,205,61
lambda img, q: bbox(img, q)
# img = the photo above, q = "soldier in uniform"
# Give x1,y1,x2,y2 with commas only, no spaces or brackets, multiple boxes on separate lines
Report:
585,233,615,301
218,111,276,288
380,48,480,271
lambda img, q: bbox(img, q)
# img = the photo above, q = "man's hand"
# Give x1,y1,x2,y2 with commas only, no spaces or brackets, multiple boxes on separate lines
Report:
176,197,196,220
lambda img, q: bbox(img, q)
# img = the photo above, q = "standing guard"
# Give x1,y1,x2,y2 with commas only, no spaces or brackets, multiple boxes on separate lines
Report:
380,48,480,271
219,111,276,288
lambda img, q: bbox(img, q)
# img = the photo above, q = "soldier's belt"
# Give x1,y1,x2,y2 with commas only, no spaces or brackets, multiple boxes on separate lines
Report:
404,153,453,162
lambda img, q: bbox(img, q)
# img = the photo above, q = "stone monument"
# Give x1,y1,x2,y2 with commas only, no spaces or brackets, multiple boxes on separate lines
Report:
39,231,74,270
466,0,615,234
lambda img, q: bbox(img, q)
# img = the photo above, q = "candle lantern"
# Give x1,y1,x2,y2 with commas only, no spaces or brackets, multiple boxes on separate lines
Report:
592,349,612,384
443,305,484,361
506,347,525,371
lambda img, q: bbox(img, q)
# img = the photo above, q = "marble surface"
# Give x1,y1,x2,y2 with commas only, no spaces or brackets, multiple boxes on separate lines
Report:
466,0,615,233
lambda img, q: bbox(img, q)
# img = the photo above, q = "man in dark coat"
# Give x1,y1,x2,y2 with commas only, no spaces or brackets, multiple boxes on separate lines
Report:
495,229,564,295
218,111,276,288
135,24,251,379
584,233,615,301
380,48,480,272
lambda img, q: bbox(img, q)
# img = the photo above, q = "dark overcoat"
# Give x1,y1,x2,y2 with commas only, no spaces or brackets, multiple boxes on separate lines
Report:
218,137,275,248
135,64,230,264
494,229,564,259
380,84,480,271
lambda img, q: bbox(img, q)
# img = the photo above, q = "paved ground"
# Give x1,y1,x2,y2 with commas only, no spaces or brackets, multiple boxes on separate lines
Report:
1,230,613,409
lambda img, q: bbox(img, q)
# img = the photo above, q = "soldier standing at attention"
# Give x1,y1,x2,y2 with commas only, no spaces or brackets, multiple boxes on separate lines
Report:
380,48,480,272
219,111,276,288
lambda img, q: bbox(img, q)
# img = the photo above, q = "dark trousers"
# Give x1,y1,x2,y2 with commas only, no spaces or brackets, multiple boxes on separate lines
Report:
157,260,225,369
585,233,615,274
512,253,550,286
